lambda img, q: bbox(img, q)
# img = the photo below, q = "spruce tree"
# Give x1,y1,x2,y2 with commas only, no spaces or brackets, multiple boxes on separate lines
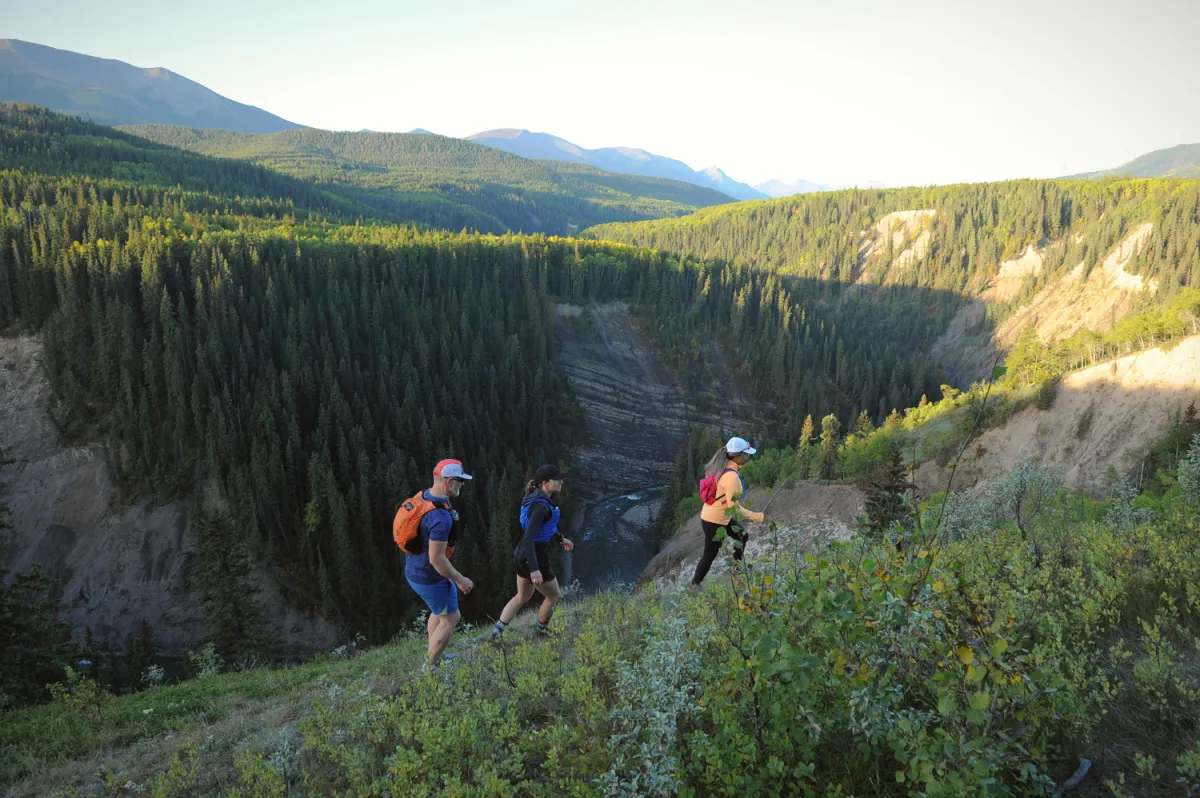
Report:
860,446,914,542
0,449,74,708
193,511,278,662
816,414,842,480
796,414,815,479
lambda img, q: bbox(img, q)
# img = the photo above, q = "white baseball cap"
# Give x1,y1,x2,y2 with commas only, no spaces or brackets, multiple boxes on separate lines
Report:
433,459,473,480
726,437,756,455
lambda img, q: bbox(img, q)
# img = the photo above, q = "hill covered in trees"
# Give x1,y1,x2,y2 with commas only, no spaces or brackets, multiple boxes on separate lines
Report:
117,124,736,235
0,104,954,653
588,179,1200,385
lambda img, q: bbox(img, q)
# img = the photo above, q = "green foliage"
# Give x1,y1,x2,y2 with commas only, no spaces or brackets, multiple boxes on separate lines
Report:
187,643,223,679
47,666,109,722
859,445,914,540
124,619,160,692
5,456,1200,794
737,445,801,489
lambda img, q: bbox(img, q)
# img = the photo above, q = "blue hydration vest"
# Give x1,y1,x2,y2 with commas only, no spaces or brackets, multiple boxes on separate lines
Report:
520,495,561,543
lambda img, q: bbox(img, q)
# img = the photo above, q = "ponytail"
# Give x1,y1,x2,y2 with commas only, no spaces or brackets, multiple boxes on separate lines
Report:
524,478,538,495
704,447,730,478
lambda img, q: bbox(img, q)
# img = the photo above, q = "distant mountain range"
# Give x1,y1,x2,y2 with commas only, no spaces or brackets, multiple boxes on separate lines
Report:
0,38,301,133
466,129,765,201
1072,143,1200,179
754,177,889,197
119,124,734,235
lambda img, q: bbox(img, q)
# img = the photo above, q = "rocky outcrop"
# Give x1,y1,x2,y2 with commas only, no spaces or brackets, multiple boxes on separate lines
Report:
932,224,1158,386
555,302,753,503
916,334,1200,495
0,335,337,654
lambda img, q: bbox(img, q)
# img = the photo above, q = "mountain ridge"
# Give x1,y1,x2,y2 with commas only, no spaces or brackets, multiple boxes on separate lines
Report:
0,38,302,133
1070,142,1200,179
466,127,765,201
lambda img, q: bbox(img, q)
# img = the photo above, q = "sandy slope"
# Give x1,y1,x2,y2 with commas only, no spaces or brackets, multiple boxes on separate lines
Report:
915,334,1200,495
933,223,1158,385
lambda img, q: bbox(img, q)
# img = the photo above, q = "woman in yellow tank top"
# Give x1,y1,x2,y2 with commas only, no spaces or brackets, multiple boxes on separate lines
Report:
693,437,766,585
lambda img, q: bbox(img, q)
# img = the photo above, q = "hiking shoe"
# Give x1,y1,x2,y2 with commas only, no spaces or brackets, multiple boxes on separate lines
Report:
482,628,503,645
534,624,554,637
421,652,458,673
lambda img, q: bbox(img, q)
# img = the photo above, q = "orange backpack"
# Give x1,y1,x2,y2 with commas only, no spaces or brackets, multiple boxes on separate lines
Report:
393,492,456,557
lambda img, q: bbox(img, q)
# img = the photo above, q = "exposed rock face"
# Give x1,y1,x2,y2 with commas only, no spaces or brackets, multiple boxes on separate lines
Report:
916,333,1200,495
932,224,1158,387
554,302,753,504
0,335,337,654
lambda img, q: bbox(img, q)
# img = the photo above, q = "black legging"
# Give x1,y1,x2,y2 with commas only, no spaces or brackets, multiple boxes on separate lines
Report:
692,519,749,585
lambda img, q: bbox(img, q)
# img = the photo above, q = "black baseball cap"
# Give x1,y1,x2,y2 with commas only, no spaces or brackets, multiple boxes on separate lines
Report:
533,464,567,483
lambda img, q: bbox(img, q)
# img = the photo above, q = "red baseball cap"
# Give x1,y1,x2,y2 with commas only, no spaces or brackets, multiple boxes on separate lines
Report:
433,459,473,480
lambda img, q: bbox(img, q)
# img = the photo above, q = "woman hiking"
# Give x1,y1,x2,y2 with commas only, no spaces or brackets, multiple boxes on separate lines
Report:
692,436,766,586
485,464,575,642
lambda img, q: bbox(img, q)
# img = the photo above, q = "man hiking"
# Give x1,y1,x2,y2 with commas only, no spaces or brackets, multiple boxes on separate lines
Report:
485,463,575,642
396,458,475,668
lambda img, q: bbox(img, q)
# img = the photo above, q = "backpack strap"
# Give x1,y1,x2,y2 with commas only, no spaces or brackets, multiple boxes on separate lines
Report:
714,467,740,502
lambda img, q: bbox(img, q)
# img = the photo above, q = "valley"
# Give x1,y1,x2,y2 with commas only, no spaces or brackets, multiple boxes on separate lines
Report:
1,64,1200,792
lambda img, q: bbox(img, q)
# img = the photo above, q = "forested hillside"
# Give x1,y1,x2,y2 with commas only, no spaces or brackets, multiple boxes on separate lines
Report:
588,180,1200,387
1,105,948,645
118,124,734,235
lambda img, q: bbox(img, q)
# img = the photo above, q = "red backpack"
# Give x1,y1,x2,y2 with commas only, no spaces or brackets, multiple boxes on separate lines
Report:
699,468,737,505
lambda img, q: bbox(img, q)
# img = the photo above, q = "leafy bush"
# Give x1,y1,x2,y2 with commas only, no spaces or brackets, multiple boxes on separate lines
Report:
7,465,1200,796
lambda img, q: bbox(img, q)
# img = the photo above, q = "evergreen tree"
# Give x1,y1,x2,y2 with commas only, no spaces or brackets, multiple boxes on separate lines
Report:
193,511,278,661
0,449,74,708
816,414,842,480
124,618,159,690
795,415,815,479
860,446,914,542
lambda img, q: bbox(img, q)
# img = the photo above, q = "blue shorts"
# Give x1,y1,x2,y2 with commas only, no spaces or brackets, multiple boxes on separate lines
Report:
406,576,459,616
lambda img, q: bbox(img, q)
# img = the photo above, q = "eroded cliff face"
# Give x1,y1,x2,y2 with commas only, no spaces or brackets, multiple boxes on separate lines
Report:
554,302,753,504
0,336,337,654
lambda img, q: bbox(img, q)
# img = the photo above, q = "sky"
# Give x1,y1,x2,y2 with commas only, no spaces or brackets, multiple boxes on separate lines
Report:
4,0,1200,188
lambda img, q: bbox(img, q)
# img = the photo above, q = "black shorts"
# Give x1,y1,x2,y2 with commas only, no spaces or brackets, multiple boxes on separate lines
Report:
514,542,556,583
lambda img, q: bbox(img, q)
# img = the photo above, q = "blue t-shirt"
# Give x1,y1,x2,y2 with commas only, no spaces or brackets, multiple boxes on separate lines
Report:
403,491,455,585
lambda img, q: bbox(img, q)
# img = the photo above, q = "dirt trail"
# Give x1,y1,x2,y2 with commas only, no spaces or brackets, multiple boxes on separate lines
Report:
638,482,864,587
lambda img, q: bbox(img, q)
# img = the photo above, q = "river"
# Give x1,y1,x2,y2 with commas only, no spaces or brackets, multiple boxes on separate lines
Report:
561,487,665,593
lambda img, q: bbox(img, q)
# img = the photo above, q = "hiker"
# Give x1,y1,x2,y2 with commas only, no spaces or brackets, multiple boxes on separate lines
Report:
692,436,766,586
485,463,575,642
395,459,475,667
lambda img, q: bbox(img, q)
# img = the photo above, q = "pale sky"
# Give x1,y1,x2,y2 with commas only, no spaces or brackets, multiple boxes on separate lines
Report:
5,0,1199,188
